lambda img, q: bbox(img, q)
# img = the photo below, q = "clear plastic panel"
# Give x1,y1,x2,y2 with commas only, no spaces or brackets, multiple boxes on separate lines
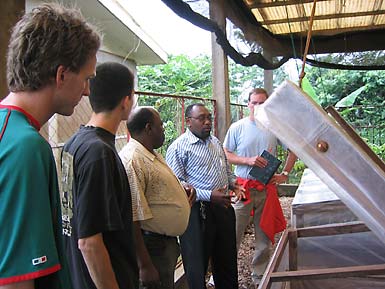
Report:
263,231,385,289
294,232,385,288
292,169,358,228
255,80,385,242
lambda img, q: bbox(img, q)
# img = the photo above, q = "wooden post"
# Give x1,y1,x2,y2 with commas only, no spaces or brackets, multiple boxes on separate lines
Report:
263,51,274,95
210,0,230,142
288,229,298,289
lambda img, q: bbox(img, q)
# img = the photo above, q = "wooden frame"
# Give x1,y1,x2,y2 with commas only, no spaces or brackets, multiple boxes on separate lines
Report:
259,221,385,289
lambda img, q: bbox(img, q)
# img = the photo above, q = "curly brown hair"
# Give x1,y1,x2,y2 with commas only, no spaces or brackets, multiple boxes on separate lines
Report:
6,3,101,92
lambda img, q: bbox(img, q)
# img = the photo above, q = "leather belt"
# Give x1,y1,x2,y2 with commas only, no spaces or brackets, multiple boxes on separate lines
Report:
141,229,174,239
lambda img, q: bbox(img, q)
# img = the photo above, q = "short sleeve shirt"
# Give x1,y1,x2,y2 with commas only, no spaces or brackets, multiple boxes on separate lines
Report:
61,126,138,289
223,117,278,178
119,139,190,236
0,106,72,288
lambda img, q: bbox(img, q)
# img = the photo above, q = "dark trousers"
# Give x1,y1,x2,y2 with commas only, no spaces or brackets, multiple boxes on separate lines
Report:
180,202,238,289
142,233,180,289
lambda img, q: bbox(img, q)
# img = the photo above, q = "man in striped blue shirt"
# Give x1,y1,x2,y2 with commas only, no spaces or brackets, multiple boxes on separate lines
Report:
166,103,244,289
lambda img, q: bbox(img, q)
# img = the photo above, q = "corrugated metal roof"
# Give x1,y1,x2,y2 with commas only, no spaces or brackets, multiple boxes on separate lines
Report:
245,0,385,37
161,0,385,60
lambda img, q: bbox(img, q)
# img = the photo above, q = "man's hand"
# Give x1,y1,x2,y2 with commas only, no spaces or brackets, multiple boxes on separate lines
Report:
269,173,288,185
139,263,161,289
210,186,232,207
133,223,160,288
183,183,196,207
246,156,268,167
229,182,246,203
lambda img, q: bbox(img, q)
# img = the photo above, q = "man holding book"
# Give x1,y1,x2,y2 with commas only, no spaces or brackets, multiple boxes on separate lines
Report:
223,88,297,285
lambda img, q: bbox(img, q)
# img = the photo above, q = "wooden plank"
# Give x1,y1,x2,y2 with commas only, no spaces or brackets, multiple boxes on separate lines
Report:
296,221,369,238
260,10,385,26
288,230,298,271
249,0,329,9
288,230,299,289
259,230,289,289
270,264,385,282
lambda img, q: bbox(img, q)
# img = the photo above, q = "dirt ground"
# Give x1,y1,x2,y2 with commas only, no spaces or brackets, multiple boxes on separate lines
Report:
206,196,293,289
237,197,293,289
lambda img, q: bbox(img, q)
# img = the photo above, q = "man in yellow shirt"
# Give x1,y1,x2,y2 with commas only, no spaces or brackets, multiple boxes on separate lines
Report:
119,107,195,289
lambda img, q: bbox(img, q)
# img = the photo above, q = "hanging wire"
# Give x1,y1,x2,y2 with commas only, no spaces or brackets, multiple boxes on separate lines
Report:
122,37,141,64
309,28,326,99
298,0,318,88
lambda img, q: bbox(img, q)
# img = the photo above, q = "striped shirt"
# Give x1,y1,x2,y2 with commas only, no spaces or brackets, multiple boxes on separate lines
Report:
166,129,236,201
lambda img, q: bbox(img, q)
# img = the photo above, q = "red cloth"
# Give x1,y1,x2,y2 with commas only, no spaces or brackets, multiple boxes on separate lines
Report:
236,177,286,244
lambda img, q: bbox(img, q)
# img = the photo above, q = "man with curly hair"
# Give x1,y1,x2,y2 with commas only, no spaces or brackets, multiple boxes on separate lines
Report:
0,3,100,289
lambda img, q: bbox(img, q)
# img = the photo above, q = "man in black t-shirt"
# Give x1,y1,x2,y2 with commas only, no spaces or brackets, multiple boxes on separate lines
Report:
61,62,139,289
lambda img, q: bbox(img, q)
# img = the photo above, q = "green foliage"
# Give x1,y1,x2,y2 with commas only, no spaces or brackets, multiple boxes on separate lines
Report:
137,55,290,157
305,59,385,109
291,160,306,183
138,54,212,97
301,76,319,104
305,61,385,147
368,143,385,161
136,52,385,184
137,55,214,154
277,147,305,184
335,85,366,108
228,59,264,103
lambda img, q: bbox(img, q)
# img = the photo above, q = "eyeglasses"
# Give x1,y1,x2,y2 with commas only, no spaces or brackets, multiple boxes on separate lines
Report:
188,115,213,122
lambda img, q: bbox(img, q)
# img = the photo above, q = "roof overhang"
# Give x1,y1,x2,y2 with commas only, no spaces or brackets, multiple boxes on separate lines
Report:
233,0,385,57
162,0,385,68
62,0,168,65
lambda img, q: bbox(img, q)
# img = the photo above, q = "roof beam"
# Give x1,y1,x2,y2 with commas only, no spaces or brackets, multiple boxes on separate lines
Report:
280,29,385,56
248,0,329,9
372,0,384,25
260,10,385,26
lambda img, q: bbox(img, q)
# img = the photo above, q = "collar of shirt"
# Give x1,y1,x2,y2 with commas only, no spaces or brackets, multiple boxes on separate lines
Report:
186,128,212,145
129,138,167,165
0,104,41,130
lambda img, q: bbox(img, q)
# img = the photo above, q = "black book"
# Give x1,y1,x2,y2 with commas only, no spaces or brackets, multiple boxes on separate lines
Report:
248,150,282,185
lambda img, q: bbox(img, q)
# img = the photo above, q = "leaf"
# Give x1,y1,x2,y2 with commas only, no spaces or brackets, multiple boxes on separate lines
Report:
301,76,320,104
335,85,366,108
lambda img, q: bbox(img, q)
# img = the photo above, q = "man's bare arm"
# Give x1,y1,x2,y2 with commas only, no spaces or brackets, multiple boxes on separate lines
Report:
270,151,298,185
133,222,159,286
78,233,120,289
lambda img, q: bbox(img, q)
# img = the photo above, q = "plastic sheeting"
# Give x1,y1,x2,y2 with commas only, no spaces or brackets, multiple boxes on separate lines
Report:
284,169,385,288
269,231,385,289
292,168,358,228
255,80,385,243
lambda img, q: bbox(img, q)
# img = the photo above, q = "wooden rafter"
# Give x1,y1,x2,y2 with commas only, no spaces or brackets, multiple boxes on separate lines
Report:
247,0,330,9
259,10,385,26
